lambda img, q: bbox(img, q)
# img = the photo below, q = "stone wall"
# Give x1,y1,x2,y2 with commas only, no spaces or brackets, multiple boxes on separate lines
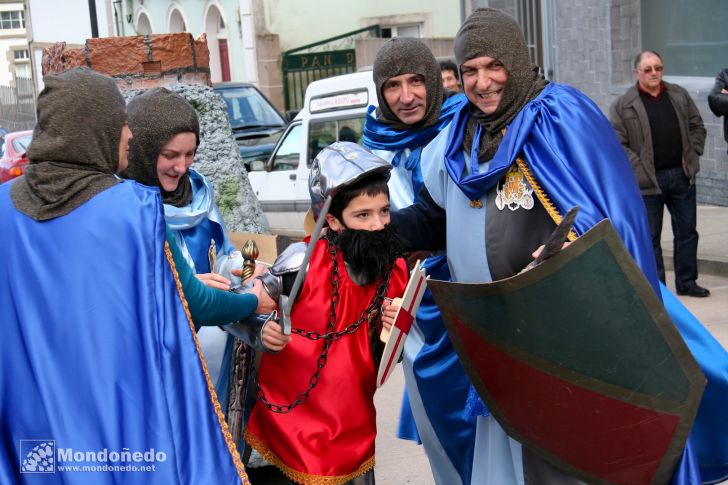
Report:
550,0,727,206
41,33,269,234
255,33,284,111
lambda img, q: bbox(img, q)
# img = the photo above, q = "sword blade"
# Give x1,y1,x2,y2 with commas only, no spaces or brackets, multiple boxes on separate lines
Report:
533,205,580,266
279,195,332,335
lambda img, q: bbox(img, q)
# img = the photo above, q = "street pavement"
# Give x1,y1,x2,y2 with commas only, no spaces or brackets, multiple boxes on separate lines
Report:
661,205,728,279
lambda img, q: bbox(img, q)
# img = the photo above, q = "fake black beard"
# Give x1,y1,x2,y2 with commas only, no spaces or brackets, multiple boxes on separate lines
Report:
333,225,404,286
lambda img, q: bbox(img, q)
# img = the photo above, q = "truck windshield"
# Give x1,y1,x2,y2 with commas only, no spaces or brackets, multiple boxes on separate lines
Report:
308,117,366,164
219,86,286,130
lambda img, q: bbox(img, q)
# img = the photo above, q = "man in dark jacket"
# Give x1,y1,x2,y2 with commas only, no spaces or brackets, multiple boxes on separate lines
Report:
610,51,709,297
708,67,728,154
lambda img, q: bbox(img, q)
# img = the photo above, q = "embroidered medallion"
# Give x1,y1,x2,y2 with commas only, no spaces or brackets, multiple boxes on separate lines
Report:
495,165,535,211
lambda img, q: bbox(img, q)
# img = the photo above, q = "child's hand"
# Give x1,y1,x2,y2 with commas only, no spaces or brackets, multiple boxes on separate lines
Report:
381,300,400,332
262,320,291,352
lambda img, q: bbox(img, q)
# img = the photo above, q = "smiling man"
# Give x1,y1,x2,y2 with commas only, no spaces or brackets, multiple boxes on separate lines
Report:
363,38,475,485
365,37,463,210
610,51,709,298
391,8,728,484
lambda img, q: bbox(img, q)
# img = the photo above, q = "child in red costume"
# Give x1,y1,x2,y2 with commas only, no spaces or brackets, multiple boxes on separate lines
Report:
245,143,409,484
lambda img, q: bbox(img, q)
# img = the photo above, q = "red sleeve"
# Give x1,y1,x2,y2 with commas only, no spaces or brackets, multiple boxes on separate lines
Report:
386,257,410,299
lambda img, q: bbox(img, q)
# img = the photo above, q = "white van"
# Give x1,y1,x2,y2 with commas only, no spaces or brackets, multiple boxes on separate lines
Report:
247,71,376,238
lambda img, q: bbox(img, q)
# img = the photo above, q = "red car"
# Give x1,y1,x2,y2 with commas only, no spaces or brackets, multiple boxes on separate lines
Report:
0,130,33,183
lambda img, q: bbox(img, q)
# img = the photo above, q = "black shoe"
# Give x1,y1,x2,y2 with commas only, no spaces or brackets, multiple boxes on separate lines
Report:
677,284,711,297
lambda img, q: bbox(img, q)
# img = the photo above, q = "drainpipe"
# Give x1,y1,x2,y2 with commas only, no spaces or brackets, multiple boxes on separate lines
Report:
112,0,122,36
88,0,99,38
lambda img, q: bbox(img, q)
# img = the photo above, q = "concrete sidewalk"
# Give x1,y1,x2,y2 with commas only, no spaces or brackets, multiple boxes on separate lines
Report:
661,204,728,277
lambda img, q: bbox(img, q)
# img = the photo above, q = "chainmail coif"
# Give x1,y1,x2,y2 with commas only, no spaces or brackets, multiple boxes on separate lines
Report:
122,87,200,207
455,8,548,162
11,68,127,220
372,37,443,131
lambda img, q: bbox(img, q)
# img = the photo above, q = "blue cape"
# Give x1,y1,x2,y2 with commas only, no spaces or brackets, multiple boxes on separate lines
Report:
443,82,728,483
0,180,245,484
364,94,466,200
165,169,234,274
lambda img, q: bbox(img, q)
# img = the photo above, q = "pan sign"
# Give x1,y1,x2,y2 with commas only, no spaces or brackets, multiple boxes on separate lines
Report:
284,50,355,71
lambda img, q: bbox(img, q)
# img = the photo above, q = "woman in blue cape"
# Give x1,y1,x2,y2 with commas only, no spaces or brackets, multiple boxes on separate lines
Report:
121,88,288,460
122,88,243,380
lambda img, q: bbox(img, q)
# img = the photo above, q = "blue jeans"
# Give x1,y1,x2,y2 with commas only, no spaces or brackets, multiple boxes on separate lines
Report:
642,166,699,291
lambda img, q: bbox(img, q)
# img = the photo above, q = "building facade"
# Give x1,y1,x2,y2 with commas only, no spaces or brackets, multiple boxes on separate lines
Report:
123,0,258,86
0,1,29,85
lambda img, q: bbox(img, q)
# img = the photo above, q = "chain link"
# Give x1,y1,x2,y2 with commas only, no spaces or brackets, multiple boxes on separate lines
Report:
255,233,391,414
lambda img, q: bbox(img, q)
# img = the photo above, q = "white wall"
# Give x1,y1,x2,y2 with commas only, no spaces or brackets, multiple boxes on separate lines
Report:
261,0,461,52
0,38,24,85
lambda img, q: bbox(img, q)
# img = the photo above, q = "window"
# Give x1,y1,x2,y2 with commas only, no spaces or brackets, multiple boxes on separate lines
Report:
307,117,365,164
269,123,302,172
381,24,421,39
15,63,31,78
0,10,24,30
512,0,555,79
219,85,286,130
169,9,186,33
642,0,727,77
12,134,32,153
13,48,31,79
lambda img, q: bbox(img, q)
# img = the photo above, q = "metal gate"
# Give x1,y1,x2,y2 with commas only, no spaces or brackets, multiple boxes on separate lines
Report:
282,25,380,111
515,0,555,79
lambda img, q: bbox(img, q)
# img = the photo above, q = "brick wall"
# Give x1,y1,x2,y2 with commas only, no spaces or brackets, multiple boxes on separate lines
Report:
41,33,211,91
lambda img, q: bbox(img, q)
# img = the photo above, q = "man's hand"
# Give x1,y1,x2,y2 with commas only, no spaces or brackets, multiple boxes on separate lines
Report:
531,241,572,260
381,300,400,332
262,320,291,352
249,278,277,314
195,273,232,291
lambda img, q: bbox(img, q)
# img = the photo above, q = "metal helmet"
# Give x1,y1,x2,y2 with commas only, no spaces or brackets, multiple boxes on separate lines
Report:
308,141,391,220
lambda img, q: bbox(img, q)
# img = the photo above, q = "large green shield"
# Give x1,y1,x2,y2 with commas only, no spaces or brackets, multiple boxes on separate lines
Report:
429,220,705,485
